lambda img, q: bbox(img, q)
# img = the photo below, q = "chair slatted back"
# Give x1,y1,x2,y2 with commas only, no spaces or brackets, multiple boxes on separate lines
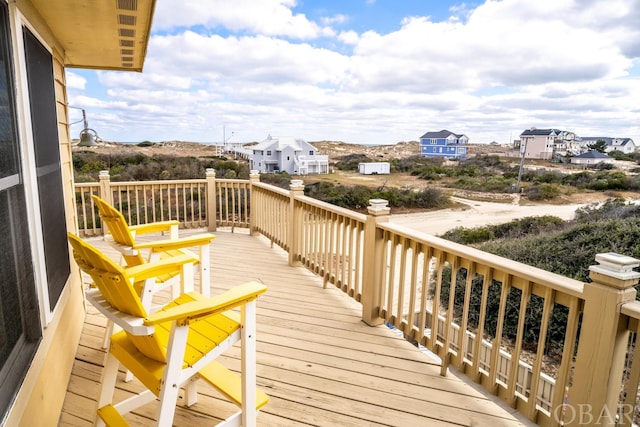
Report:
68,233,167,362
92,195,145,267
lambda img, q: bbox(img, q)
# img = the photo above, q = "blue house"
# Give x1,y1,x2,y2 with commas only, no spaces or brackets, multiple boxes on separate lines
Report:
420,130,469,159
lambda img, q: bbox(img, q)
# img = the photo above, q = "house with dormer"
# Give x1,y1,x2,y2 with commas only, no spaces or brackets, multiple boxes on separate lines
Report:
250,135,329,175
579,137,637,154
518,128,576,159
419,130,469,159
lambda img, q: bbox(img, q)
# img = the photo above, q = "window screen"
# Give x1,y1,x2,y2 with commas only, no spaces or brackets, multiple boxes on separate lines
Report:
23,28,70,308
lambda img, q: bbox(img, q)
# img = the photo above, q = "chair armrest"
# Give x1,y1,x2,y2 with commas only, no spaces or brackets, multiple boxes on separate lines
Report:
129,220,180,235
86,288,155,335
132,233,216,251
144,282,267,326
125,253,197,282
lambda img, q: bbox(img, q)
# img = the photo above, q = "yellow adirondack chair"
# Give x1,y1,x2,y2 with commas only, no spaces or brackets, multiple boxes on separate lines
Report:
92,195,216,299
68,233,268,427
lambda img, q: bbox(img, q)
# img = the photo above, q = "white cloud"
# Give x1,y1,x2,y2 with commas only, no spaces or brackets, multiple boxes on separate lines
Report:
152,0,332,39
65,72,86,90
78,0,640,145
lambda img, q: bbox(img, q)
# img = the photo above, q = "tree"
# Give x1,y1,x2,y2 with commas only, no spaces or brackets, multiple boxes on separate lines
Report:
587,139,608,153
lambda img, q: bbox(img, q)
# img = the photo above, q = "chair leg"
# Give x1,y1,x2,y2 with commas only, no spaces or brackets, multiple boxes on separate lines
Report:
102,320,114,349
185,378,198,407
155,322,190,427
241,301,258,427
96,353,120,427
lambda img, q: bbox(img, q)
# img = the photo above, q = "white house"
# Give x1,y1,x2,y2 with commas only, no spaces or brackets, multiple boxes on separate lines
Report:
250,135,329,175
579,137,637,154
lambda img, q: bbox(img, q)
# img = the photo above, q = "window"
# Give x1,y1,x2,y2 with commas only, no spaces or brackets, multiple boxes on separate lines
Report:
309,150,313,155
24,28,70,308
430,139,437,144
266,150,271,156
0,4,41,417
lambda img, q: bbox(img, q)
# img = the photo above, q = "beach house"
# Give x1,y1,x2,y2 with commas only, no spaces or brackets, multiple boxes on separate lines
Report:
250,135,329,175
419,130,469,159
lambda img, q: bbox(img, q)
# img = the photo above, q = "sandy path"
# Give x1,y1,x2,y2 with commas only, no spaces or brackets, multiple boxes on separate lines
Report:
389,197,590,236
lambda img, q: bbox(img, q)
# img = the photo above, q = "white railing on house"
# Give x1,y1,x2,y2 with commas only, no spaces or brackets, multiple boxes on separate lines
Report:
74,169,640,427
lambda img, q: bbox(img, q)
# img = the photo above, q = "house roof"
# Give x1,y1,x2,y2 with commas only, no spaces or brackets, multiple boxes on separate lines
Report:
32,0,156,71
574,150,611,159
420,130,466,139
252,135,316,152
520,128,563,136
581,137,634,147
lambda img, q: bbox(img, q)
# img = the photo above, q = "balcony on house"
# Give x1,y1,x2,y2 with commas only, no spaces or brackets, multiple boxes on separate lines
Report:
61,170,640,426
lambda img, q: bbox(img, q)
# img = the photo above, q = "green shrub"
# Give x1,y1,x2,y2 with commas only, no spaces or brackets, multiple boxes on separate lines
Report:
334,154,371,171
524,183,561,200
72,152,250,181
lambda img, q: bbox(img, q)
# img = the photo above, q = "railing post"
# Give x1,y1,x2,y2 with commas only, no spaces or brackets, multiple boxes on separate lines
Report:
249,170,260,236
288,179,304,267
206,168,216,232
361,199,390,326
567,252,640,427
98,170,112,204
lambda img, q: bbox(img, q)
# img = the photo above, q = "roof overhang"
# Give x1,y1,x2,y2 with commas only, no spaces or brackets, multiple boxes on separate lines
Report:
31,0,156,71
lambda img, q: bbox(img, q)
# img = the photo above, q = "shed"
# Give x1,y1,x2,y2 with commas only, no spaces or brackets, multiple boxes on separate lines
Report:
359,162,390,175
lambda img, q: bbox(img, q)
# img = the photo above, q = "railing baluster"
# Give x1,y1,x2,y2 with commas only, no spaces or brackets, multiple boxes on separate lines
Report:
417,245,432,347
489,272,511,390
456,260,475,369
396,236,408,331
442,256,460,375
527,286,555,419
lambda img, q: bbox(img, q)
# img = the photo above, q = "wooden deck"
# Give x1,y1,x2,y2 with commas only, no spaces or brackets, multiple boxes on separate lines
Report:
59,229,533,426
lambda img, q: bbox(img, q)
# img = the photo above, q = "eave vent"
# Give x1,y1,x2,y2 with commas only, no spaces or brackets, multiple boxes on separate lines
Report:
120,49,134,55
118,14,136,25
119,29,135,37
117,0,138,11
119,40,134,47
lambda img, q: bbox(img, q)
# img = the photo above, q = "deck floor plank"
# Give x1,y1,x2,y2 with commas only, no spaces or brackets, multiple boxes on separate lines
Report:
59,229,531,426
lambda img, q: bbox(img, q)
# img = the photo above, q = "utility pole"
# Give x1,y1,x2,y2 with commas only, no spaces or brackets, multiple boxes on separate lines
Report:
515,140,527,193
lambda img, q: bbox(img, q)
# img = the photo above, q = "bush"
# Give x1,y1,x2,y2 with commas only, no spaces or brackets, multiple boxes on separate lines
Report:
334,154,371,171
72,152,250,182
524,183,561,200
442,215,566,244
303,181,449,211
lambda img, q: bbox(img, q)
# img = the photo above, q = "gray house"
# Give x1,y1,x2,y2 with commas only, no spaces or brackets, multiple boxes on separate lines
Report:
570,150,614,166
250,135,329,175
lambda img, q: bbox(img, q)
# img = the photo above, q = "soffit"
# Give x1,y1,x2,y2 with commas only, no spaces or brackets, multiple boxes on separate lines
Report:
31,0,156,71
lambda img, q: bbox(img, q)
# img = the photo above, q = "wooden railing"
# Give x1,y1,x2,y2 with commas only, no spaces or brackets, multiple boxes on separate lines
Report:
74,171,640,426
74,169,251,236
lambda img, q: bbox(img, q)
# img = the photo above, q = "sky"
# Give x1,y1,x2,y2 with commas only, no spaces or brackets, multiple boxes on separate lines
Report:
66,0,640,146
